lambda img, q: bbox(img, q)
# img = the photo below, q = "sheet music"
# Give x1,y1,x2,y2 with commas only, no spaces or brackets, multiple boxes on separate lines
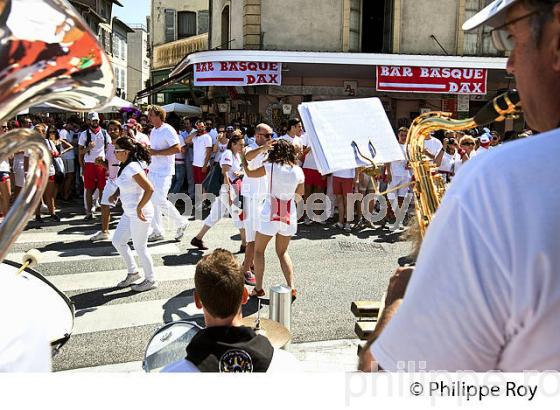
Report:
298,98,404,175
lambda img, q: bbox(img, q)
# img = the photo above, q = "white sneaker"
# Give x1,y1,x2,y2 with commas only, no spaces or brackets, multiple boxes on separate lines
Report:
174,221,189,241
303,216,313,226
148,233,164,242
343,223,352,232
90,231,110,242
117,272,141,288
131,279,157,292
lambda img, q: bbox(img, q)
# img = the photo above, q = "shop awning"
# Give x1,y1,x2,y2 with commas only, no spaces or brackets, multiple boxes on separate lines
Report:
136,50,508,100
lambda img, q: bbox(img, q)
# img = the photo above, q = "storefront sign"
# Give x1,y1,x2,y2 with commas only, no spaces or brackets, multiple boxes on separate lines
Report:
194,62,282,86
376,66,487,94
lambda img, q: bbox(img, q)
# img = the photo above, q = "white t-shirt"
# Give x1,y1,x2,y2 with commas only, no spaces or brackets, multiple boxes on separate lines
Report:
192,133,213,167
424,137,443,158
390,143,410,178
134,131,150,147
438,151,459,173
472,146,490,158
0,160,9,172
219,149,242,182
242,142,268,197
59,128,74,160
332,168,355,179
214,141,228,163
175,135,186,161
162,347,301,372
149,123,180,176
45,139,57,176
279,134,303,149
78,128,109,163
301,133,317,170
180,129,195,162
116,161,153,217
371,129,560,371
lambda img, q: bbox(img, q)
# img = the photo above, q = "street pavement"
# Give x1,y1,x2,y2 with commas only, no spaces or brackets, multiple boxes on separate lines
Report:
8,201,412,372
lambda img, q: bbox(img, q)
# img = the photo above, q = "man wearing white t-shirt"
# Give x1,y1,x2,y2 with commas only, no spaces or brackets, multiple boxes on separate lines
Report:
360,0,560,372
423,131,443,163
386,127,412,225
301,132,327,225
185,120,213,190
146,106,189,242
240,124,272,279
278,118,303,153
78,112,110,221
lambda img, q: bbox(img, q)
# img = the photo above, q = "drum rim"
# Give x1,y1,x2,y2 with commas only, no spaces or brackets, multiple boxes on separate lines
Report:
3,258,75,351
142,320,203,372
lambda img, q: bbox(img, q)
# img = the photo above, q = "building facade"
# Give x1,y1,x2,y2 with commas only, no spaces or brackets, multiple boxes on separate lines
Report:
127,25,151,103
170,0,519,131
69,0,123,58
111,17,134,100
150,0,210,104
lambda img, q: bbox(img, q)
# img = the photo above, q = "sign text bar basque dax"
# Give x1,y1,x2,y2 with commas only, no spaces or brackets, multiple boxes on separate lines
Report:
194,61,282,87
376,66,487,94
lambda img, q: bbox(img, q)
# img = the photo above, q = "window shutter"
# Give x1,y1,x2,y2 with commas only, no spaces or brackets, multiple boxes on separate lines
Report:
198,10,209,35
164,8,176,42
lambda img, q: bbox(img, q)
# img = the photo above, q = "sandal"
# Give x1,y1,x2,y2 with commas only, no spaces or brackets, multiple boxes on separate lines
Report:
291,288,297,303
250,288,265,298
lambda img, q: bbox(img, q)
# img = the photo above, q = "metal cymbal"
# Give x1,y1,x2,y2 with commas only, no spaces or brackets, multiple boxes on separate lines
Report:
241,317,291,348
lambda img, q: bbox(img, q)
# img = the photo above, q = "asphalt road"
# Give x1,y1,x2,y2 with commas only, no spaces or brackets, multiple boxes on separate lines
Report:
9,201,412,371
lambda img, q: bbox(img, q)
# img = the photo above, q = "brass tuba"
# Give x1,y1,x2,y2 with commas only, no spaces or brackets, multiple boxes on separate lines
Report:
406,90,521,237
0,0,114,262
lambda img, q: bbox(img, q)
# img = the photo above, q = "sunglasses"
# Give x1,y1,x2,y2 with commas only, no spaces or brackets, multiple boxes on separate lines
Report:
114,149,127,153
461,142,475,146
258,133,273,138
1,126,8,129
490,10,540,51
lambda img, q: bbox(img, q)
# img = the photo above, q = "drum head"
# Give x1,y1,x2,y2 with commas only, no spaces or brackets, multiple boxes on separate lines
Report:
2,260,74,354
143,320,202,373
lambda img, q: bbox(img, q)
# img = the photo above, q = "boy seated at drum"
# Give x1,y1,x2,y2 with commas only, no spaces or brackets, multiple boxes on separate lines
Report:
162,249,300,372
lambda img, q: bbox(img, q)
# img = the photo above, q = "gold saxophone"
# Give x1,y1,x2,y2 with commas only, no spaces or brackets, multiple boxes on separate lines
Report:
0,0,114,262
406,90,521,237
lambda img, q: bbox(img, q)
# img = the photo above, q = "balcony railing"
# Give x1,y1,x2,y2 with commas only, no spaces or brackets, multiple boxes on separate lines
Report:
153,33,208,70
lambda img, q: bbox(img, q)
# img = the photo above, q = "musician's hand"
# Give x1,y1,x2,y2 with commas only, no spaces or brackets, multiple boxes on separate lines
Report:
263,138,276,151
385,266,414,307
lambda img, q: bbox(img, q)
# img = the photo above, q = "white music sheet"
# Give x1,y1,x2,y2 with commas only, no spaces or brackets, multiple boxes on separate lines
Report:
298,98,404,175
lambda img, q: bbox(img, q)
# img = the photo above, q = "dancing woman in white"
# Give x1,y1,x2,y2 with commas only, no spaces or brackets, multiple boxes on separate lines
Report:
110,137,157,292
243,139,304,302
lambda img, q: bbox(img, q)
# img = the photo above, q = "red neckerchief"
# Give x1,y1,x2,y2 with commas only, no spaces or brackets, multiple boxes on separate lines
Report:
90,126,101,134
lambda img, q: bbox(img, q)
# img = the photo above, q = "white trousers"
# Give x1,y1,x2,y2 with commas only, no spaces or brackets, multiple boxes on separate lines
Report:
112,213,155,281
149,172,184,236
204,186,243,229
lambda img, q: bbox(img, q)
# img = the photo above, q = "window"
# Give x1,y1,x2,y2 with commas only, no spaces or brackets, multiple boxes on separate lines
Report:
112,35,119,58
177,11,196,39
164,8,176,42
221,6,230,49
198,10,209,34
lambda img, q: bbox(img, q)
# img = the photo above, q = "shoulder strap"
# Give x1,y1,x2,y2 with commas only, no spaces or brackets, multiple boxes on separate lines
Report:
85,129,91,146
102,130,109,149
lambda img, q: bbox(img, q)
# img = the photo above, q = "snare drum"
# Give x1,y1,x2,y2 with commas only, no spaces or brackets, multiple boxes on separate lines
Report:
1,260,74,355
143,320,202,373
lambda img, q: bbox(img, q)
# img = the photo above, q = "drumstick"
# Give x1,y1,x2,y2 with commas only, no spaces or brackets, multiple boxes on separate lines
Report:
17,248,41,274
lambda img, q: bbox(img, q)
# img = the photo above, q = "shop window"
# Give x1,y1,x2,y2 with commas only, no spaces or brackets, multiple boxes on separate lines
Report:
198,10,209,35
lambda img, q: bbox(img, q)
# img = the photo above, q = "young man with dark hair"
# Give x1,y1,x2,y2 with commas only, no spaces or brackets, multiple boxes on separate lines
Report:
163,249,299,372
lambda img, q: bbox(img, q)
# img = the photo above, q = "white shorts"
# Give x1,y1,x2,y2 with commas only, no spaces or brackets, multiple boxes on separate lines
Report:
387,175,411,200
62,158,75,174
243,195,264,242
100,179,118,206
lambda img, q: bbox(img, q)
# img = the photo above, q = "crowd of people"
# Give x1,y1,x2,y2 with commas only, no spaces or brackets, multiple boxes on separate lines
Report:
0,104,531,298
